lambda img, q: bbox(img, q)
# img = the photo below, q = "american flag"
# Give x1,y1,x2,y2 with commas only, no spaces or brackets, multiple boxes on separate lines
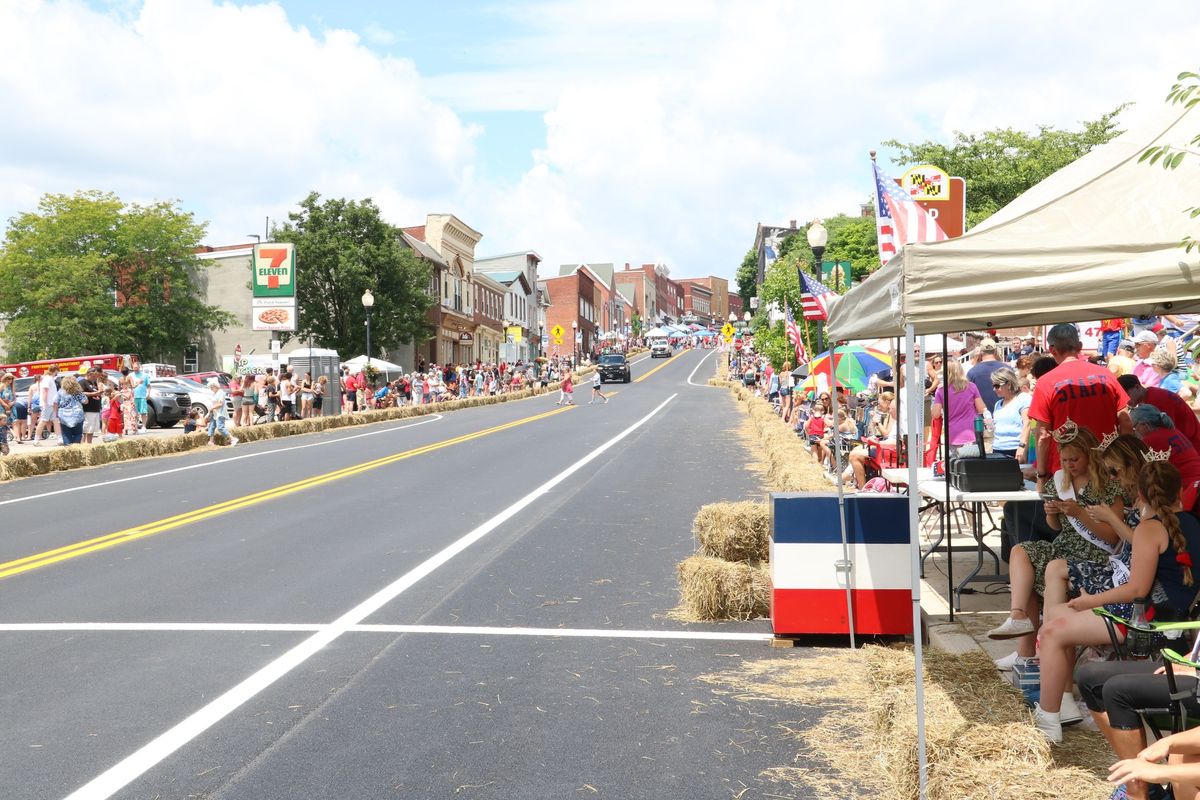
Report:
799,272,835,321
873,161,948,264
785,302,808,365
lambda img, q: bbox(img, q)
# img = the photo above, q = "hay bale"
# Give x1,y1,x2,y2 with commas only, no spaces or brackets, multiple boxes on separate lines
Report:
676,555,770,620
693,501,770,562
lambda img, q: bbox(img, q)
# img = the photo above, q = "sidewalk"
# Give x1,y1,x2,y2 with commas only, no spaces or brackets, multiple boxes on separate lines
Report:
916,503,1016,663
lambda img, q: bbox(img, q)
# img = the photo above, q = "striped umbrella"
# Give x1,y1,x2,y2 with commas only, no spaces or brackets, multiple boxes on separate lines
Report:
797,346,891,394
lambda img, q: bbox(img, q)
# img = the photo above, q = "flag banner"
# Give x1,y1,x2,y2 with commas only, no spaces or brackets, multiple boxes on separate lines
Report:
785,302,808,365
800,272,835,322
873,162,949,259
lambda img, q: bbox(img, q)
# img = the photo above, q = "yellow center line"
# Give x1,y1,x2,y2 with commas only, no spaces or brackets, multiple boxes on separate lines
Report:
0,405,575,581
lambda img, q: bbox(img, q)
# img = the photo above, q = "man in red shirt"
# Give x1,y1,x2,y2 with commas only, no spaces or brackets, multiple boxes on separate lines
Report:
1029,323,1130,495
1117,374,1200,452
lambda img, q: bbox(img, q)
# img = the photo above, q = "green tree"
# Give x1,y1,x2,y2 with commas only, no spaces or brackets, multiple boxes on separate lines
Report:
822,215,879,284
631,311,642,338
272,192,434,356
0,190,233,362
1139,69,1200,252
883,106,1127,227
735,248,757,309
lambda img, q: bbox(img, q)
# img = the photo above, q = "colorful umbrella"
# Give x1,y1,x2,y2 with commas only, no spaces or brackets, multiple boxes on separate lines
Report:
797,346,892,394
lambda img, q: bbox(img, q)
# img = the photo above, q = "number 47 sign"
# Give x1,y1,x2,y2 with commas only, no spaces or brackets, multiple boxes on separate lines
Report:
253,243,296,298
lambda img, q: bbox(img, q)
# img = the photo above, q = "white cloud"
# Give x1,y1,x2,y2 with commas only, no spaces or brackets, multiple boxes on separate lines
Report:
2,0,1199,290
457,0,1200,281
0,0,475,241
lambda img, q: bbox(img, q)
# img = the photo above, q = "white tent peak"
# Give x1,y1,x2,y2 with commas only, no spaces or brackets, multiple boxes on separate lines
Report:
828,99,1200,340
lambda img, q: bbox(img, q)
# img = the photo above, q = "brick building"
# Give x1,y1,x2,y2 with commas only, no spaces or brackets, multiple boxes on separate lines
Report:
473,272,506,364
677,276,730,325
677,279,715,326
542,266,603,361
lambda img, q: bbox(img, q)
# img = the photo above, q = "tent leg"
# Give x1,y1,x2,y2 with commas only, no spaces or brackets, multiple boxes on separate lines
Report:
829,342,856,648
906,324,928,800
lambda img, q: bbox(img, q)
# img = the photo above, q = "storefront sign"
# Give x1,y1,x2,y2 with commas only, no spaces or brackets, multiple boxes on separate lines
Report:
459,332,474,343
251,297,297,332
506,326,523,344
252,243,296,298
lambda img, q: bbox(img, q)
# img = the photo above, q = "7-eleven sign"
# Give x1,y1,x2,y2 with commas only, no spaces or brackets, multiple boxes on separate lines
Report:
252,243,296,298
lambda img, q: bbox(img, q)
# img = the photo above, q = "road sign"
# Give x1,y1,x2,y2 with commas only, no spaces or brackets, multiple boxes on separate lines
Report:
721,323,735,338
550,324,564,339
722,334,733,344
734,339,743,351
553,338,563,346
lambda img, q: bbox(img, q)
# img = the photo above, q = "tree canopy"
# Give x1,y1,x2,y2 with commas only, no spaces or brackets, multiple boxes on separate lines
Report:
735,248,757,309
0,190,233,362
883,106,1127,227
272,192,433,356
1139,69,1200,252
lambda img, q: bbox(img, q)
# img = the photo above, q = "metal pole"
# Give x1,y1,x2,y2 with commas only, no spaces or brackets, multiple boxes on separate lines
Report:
942,342,953,620
829,341,856,648
905,323,929,800
366,309,372,369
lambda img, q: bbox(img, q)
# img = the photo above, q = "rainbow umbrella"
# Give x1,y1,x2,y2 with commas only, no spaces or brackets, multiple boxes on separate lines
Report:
798,346,891,393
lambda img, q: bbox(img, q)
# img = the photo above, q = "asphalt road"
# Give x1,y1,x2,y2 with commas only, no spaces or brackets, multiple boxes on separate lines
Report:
0,347,824,800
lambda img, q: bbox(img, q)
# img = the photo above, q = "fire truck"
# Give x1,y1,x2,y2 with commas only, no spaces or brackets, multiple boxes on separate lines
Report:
0,354,136,379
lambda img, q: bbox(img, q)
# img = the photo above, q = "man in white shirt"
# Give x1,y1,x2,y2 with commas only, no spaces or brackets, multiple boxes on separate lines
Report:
32,365,60,445
206,379,237,447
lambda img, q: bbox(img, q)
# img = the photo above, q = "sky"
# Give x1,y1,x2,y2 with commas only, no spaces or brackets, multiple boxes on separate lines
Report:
1,0,1198,282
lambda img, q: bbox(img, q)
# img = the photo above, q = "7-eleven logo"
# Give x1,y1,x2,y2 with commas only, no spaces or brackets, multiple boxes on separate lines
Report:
253,243,294,296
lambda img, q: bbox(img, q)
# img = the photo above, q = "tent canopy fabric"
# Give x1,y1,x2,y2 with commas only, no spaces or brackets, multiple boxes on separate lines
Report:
643,326,673,338
342,354,405,372
827,104,1200,341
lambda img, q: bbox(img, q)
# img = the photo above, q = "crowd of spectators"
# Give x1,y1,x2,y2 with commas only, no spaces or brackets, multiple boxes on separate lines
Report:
735,316,1200,798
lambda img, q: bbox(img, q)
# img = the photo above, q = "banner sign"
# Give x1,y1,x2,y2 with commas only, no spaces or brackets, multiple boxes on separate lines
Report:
251,243,297,331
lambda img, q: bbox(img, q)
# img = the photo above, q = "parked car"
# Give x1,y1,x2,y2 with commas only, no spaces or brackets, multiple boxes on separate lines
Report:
182,371,233,388
597,353,631,383
152,377,234,418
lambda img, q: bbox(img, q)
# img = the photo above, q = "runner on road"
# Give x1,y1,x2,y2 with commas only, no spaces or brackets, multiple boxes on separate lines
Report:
557,373,575,406
589,372,608,405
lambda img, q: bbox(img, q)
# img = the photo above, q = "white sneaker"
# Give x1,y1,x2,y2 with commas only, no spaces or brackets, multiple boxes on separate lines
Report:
229,437,238,448
1060,693,1084,726
1033,703,1062,743
994,651,1032,671
987,616,1035,639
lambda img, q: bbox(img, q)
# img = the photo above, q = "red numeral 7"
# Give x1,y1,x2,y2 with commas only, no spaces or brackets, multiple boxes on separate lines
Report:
259,248,288,268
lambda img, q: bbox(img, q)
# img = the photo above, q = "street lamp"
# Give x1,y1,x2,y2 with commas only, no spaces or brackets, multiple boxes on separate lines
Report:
806,218,830,352
361,289,375,370
571,320,579,367
538,321,545,357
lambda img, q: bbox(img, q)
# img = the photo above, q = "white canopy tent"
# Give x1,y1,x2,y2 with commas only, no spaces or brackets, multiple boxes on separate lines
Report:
828,104,1200,341
825,102,1200,799
643,326,673,338
342,354,405,373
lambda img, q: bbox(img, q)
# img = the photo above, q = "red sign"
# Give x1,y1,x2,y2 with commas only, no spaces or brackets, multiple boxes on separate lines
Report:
734,339,744,351
896,166,966,239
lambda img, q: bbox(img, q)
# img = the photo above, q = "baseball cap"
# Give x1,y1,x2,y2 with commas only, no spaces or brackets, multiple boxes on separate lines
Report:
1133,331,1159,345
979,338,998,353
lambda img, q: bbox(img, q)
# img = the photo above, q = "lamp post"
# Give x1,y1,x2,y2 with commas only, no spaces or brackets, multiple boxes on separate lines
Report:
362,289,375,371
571,320,579,368
806,218,829,352
538,321,545,357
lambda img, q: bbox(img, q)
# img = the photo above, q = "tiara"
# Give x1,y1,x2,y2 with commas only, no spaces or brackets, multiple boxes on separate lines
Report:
1143,448,1173,463
1051,418,1080,444
1096,430,1120,451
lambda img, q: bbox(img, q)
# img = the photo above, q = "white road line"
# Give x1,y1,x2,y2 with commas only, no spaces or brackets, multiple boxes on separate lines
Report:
686,348,718,386
62,392,680,800
352,624,770,641
0,415,443,508
0,621,770,641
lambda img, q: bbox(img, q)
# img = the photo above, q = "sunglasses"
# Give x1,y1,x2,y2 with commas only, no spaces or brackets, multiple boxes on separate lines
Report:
992,382,1004,388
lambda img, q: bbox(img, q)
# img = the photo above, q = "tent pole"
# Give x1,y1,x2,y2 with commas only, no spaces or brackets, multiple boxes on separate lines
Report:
829,341,857,648
905,324,928,800
943,341,953,621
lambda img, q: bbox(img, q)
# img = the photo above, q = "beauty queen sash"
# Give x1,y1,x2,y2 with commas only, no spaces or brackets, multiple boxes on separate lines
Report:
1056,470,1117,555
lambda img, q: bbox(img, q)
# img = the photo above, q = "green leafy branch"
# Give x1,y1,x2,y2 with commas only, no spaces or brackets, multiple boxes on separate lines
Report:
1138,70,1200,251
